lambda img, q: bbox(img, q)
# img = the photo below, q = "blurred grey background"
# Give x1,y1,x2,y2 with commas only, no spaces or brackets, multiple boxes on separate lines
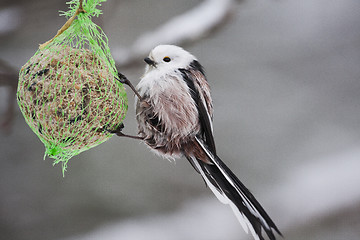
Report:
1,0,360,239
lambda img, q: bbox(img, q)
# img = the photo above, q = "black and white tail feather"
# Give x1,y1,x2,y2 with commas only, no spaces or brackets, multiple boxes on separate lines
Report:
186,137,281,240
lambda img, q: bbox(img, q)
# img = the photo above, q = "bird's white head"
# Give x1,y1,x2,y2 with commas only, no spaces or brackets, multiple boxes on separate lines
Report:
144,45,197,72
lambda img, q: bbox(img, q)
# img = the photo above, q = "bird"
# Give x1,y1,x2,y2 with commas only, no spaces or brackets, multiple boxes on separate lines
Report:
117,44,282,240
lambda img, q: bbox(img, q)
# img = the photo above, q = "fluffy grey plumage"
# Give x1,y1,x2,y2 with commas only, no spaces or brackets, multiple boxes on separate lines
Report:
135,45,282,240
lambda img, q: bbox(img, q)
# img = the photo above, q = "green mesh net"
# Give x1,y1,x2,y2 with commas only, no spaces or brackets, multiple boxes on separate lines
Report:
17,0,127,174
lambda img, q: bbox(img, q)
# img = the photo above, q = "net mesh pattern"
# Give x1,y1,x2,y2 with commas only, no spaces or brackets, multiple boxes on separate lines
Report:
17,0,127,174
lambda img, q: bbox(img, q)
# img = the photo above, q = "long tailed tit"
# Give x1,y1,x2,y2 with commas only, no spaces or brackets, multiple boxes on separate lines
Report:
119,45,282,240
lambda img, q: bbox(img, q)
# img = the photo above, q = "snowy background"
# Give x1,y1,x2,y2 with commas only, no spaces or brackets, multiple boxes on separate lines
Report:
1,0,360,239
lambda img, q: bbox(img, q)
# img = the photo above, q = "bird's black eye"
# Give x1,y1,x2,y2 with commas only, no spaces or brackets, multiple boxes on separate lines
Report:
163,57,171,62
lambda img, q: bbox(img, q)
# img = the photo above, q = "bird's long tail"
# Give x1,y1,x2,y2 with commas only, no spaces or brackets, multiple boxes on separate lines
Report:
186,137,282,240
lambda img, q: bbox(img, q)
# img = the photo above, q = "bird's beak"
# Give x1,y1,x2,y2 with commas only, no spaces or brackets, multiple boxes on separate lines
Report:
144,57,156,67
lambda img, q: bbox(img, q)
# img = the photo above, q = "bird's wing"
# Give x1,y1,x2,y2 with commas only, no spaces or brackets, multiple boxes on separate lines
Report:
180,61,281,240
179,60,216,155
